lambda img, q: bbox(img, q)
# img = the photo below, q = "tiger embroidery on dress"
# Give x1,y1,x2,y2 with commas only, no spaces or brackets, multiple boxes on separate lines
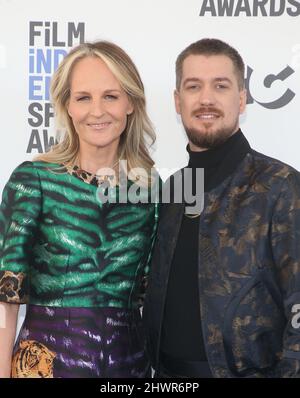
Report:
11,340,56,378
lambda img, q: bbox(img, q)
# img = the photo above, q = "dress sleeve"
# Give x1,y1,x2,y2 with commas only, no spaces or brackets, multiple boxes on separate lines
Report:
0,161,42,304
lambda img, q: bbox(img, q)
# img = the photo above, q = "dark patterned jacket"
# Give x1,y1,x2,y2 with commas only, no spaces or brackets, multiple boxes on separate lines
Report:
144,147,300,377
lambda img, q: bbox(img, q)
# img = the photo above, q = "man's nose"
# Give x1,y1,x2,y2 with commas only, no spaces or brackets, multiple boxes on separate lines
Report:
198,86,215,106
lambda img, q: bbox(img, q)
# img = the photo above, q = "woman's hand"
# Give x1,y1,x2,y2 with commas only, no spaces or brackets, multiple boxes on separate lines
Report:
0,303,19,378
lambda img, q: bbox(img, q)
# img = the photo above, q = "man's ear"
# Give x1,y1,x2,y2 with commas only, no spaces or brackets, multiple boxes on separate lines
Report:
174,89,181,115
239,88,247,114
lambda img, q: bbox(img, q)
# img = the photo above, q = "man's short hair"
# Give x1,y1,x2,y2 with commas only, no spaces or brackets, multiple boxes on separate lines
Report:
176,38,245,90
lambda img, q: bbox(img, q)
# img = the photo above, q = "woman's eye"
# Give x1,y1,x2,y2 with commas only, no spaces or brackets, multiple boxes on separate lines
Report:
76,96,89,101
105,95,118,100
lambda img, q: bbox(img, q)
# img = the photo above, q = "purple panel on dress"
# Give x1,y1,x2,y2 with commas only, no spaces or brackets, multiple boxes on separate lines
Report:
12,305,149,378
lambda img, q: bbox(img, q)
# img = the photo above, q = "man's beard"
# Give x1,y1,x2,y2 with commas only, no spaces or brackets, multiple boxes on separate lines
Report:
183,108,239,150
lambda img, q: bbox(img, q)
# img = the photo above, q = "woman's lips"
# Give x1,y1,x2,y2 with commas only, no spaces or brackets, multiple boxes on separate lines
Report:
87,122,111,130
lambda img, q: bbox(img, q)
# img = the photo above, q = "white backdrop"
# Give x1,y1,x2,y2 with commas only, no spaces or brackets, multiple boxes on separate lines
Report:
0,0,300,333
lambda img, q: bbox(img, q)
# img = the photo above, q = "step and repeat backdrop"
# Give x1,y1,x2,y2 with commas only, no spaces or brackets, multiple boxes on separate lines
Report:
0,0,300,327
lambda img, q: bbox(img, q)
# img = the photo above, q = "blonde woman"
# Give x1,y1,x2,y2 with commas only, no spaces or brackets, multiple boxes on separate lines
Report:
0,41,159,378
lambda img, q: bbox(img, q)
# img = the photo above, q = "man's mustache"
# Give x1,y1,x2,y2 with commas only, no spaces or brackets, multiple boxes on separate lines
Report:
192,108,224,117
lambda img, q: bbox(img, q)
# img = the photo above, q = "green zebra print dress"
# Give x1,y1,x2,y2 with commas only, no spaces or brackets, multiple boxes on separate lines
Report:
0,161,159,378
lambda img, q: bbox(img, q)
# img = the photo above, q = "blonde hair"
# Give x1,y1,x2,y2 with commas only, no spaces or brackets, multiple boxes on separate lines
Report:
35,41,156,177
